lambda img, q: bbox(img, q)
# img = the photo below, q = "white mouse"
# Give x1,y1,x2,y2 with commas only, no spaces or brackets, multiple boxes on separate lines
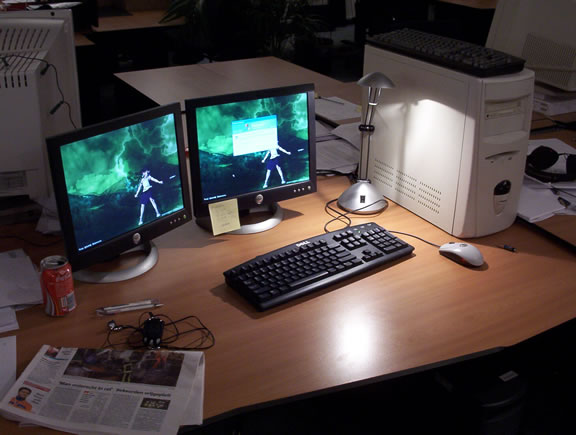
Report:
439,242,484,267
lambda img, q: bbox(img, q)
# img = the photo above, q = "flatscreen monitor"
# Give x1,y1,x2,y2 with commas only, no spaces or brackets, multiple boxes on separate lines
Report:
185,84,317,234
486,0,576,92
46,103,192,283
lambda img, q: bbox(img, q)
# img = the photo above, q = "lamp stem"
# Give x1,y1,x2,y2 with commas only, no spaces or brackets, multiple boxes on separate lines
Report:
358,87,380,181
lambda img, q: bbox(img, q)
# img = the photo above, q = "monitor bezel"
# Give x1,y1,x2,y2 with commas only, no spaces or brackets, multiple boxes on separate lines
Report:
185,84,317,219
47,103,192,272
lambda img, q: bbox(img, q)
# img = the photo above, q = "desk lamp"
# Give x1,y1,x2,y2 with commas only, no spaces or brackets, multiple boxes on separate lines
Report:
338,71,395,214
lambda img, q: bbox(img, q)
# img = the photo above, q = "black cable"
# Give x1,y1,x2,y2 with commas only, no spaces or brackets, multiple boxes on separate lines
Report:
552,119,576,131
387,230,441,248
324,198,352,231
102,325,139,349
323,198,442,248
316,168,356,178
103,311,215,351
323,198,387,232
0,54,77,130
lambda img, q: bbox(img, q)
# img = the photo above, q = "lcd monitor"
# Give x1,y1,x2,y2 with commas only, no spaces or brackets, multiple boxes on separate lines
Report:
47,103,192,283
185,84,317,234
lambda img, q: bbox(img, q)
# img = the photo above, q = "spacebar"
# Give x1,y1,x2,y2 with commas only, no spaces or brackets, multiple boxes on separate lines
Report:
289,271,330,289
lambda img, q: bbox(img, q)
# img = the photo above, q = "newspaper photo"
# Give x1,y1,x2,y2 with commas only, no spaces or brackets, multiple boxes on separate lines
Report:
0,345,204,434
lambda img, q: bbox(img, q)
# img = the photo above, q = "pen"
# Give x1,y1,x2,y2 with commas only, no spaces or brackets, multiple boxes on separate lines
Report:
100,299,157,311
97,303,164,315
96,303,164,315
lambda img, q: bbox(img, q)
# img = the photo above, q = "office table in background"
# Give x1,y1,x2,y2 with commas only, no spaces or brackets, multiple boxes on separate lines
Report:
115,56,354,109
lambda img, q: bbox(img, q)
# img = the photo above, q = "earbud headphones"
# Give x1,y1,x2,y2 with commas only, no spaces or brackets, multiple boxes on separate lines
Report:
107,314,164,349
107,320,126,331
103,312,215,351
525,146,576,183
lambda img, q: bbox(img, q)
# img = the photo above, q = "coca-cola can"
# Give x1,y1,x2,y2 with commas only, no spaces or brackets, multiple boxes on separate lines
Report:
40,256,77,316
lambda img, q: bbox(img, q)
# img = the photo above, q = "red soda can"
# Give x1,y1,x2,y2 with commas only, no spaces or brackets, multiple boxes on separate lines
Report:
40,256,77,316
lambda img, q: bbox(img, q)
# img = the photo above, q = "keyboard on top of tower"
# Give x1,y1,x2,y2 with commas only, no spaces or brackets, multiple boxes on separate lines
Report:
367,28,525,77
223,222,414,311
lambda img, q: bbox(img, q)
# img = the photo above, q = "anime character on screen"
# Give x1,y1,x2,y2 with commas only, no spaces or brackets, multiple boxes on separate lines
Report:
135,169,163,225
261,142,291,188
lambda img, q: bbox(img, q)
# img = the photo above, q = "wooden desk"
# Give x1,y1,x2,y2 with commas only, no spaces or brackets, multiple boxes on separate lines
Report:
3,57,576,433
1,175,575,433
95,9,184,32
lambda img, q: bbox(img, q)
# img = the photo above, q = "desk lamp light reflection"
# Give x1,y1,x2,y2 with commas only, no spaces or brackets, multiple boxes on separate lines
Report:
338,72,395,214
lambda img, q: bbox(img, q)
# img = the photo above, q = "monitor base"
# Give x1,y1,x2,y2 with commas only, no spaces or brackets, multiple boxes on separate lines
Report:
73,242,159,283
338,179,388,214
196,203,284,235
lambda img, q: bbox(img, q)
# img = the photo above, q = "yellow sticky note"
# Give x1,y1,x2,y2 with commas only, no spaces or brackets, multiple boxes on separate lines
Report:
208,199,241,236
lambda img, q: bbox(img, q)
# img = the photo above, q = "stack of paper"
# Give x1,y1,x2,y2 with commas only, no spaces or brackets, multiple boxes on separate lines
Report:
0,337,16,400
315,96,361,125
0,249,44,333
0,346,205,435
533,91,576,116
518,138,576,223
315,121,360,174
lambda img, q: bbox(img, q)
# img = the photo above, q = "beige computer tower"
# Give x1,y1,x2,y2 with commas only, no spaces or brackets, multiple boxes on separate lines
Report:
363,45,535,238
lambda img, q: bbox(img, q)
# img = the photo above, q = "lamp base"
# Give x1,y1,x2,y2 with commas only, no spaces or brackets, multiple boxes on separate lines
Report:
337,179,388,214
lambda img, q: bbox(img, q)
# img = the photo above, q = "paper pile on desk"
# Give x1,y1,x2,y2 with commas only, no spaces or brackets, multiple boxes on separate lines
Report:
0,346,205,435
0,337,17,400
0,249,44,333
315,96,360,124
315,120,361,174
518,138,576,223
0,249,42,308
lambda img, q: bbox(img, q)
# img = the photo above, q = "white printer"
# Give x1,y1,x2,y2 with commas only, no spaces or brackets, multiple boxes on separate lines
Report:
363,44,535,238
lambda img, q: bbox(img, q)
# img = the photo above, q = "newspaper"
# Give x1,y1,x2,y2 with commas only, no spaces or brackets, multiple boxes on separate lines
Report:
0,345,204,434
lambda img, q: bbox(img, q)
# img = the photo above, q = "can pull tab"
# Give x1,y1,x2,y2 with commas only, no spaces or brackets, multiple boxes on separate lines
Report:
45,259,66,268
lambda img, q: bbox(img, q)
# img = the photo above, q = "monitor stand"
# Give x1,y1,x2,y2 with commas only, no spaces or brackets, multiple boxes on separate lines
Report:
196,203,283,235
73,242,159,283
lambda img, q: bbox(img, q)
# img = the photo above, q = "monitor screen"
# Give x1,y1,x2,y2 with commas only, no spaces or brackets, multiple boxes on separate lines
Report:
47,103,191,282
185,84,317,233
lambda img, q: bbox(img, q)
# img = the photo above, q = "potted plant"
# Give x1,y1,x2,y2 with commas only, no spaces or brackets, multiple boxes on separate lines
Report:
161,0,324,62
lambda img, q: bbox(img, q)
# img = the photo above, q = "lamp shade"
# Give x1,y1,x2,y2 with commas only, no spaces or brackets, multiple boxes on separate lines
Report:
357,71,395,89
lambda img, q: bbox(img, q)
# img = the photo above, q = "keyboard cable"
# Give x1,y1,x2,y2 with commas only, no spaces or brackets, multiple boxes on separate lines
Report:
324,198,441,248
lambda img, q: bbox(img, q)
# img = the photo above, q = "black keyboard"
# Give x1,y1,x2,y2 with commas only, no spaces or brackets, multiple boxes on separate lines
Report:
367,28,525,77
224,222,414,311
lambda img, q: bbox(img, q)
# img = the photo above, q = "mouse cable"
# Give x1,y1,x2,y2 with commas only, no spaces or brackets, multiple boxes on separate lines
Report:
323,197,441,248
0,54,77,130
386,230,441,248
